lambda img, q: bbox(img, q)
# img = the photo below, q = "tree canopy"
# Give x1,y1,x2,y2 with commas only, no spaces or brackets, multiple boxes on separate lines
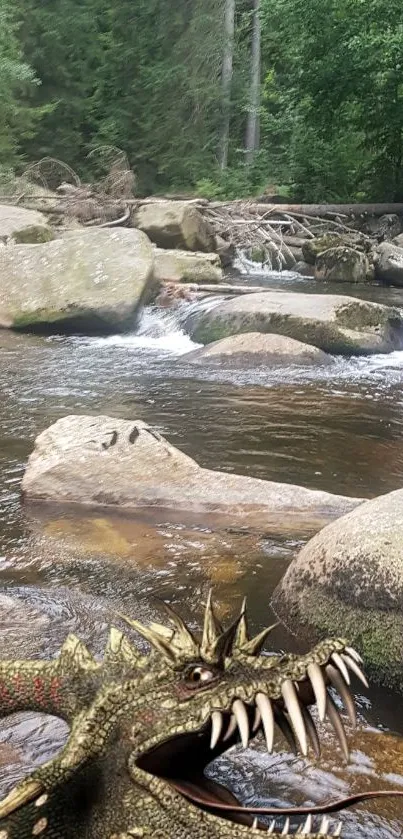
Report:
3,0,403,200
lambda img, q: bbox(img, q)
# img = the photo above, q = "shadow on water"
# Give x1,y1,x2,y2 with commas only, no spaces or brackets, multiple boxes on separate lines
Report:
0,280,403,834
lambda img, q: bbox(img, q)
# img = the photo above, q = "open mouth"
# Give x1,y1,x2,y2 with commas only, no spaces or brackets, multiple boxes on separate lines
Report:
137,691,350,837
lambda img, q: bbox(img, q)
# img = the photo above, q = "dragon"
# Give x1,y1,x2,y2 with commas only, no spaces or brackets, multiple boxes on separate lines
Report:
0,593,389,839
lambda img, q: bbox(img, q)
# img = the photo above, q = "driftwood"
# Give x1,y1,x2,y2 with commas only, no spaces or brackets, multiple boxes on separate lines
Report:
167,281,278,296
245,203,403,217
1,153,401,265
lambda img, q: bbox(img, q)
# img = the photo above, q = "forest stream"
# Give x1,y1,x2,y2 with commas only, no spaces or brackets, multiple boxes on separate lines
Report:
0,270,403,837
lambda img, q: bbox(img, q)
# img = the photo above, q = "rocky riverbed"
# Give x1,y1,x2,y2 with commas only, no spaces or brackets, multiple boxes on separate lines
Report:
1,202,403,836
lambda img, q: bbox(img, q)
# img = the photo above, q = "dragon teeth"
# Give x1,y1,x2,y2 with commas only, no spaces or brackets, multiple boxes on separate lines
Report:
232,699,250,748
319,816,330,835
345,645,363,665
326,693,349,762
300,705,321,758
307,662,327,722
333,822,342,836
252,817,259,830
267,820,276,834
281,817,290,835
299,814,312,835
331,653,350,686
341,654,369,689
252,706,262,733
281,680,308,757
255,692,274,752
210,711,223,749
326,664,357,728
223,713,238,742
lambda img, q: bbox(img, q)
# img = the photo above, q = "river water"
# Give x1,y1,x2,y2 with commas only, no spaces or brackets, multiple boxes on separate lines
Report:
0,271,403,836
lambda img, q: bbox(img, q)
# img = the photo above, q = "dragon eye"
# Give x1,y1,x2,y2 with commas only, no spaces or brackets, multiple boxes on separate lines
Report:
185,666,215,685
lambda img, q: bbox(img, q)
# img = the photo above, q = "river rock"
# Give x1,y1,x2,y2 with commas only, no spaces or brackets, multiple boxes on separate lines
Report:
22,415,364,537
133,200,215,252
302,234,344,265
183,333,332,367
366,213,401,241
272,489,403,691
154,248,222,283
315,246,371,283
0,205,48,241
374,242,403,286
187,291,403,355
0,228,154,333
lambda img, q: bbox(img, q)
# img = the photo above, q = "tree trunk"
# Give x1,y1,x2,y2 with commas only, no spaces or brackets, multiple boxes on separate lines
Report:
219,0,236,171
245,0,261,165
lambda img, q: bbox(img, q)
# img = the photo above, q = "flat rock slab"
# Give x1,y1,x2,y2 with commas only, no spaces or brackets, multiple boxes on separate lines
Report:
22,415,364,537
154,248,222,283
0,204,47,240
272,488,403,691
183,332,332,367
0,228,154,333
186,291,403,355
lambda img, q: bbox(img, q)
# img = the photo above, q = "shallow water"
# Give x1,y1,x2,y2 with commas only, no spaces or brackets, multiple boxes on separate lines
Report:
0,273,402,835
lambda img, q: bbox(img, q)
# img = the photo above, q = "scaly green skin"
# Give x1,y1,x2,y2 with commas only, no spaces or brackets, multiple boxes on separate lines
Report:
0,597,363,839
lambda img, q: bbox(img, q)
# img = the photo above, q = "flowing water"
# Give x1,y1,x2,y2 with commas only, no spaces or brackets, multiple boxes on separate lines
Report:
0,272,403,836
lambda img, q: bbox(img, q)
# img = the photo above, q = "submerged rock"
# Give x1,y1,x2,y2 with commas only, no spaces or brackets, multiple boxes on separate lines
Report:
22,415,364,537
272,488,403,691
154,248,222,283
374,241,403,286
0,228,154,334
0,204,48,241
133,200,215,252
187,291,403,355
183,332,332,367
315,247,372,283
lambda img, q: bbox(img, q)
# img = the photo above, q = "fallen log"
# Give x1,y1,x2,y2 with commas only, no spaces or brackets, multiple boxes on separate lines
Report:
166,281,282,296
240,203,403,217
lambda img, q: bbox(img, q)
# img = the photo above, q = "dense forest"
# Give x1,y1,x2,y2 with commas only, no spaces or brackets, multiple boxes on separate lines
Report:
1,0,403,201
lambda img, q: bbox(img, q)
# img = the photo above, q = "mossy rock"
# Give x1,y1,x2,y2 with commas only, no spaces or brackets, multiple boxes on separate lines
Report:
272,488,403,691
0,228,154,334
302,234,343,264
11,225,55,244
186,291,403,355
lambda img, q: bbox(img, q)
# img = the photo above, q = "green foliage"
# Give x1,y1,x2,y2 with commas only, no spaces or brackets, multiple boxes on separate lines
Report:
2,0,403,200
0,0,40,165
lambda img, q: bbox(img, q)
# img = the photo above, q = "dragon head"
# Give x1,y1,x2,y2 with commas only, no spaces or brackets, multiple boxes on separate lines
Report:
0,593,367,838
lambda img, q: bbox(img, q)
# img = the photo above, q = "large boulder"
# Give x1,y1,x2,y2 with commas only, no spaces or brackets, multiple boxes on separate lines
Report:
22,415,364,537
315,247,372,283
272,489,403,691
0,228,154,333
183,333,332,367
154,248,222,283
374,241,403,286
0,204,49,241
133,200,215,252
186,291,403,355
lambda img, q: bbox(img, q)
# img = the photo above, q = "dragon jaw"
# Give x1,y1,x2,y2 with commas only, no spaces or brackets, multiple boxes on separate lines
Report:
0,593,367,838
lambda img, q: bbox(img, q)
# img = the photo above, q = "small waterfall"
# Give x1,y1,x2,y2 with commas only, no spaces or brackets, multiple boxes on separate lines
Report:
87,295,226,355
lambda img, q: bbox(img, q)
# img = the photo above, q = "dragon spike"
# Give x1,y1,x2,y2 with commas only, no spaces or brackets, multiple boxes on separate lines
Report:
159,601,200,658
234,597,249,649
201,590,223,658
207,613,244,664
118,614,178,665
240,623,279,657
